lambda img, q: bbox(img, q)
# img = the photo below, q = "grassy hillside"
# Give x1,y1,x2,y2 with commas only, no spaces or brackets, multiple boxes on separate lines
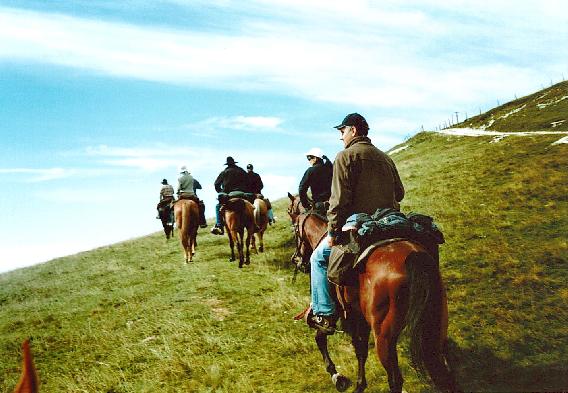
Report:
391,131,567,391
457,81,568,131
2,125,567,390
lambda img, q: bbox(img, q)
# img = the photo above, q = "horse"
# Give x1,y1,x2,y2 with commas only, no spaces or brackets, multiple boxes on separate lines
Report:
173,198,199,263
222,198,255,268
287,194,460,393
13,339,39,393
158,202,174,240
251,198,269,253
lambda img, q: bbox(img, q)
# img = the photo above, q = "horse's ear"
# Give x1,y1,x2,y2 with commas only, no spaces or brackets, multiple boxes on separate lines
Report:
288,192,294,201
13,339,39,393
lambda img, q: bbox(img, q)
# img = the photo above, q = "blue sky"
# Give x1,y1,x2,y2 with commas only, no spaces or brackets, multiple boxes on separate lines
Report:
1,0,567,273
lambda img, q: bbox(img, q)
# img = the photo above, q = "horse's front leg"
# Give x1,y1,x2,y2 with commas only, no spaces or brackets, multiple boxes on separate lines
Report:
352,318,371,393
315,330,351,392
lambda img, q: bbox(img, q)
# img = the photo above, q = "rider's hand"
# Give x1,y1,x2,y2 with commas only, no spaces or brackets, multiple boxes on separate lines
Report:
327,235,337,247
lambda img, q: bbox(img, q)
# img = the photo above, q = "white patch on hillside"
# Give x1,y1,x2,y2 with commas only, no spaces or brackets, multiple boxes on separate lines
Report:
537,95,568,109
388,145,409,155
552,135,568,145
551,120,566,128
501,104,526,119
437,128,568,138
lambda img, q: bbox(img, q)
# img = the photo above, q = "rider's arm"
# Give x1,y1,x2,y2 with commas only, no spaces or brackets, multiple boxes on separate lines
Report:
214,172,224,193
327,151,352,238
298,168,312,209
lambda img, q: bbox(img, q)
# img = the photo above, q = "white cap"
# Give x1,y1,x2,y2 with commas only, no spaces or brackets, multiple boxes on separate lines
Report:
179,165,188,173
305,147,323,159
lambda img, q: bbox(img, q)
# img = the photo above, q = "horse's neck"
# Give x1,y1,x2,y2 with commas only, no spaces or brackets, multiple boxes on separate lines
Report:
303,215,327,249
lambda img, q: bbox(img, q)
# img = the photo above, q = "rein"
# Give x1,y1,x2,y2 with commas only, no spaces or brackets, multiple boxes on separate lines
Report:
291,212,327,281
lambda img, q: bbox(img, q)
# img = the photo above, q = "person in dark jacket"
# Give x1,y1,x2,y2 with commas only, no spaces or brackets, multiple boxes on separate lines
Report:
246,164,264,194
306,113,405,334
247,163,275,224
298,147,333,212
211,156,249,235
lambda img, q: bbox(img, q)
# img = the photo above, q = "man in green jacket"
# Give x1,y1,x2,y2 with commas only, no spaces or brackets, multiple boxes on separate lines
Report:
307,113,405,334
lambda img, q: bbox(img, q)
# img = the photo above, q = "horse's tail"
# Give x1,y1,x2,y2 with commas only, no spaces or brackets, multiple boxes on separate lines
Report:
253,198,266,228
14,339,39,393
179,201,190,247
405,251,456,392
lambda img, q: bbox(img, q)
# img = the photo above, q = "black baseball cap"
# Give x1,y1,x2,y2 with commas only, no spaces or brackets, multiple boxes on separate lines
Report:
334,113,369,132
246,164,253,169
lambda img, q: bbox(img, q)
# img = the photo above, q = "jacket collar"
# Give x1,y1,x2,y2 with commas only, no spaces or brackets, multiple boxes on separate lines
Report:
345,136,371,149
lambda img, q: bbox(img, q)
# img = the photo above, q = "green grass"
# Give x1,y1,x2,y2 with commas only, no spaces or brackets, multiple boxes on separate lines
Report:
2,115,567,391
457,80,568,131
392,131,568,391
1,201,431,393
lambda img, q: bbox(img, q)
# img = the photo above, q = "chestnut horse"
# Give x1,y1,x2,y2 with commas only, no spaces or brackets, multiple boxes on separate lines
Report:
287,194,459,393
173,199,199,263
222,198,255,268
13,340,39,393
252,198,269,253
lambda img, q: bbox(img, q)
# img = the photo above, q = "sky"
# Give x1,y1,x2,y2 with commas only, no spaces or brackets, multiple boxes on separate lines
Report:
1,0,567,273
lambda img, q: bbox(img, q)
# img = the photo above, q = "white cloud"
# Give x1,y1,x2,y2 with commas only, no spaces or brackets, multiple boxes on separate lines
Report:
196,115,283,131
0,167,77,182
1,4,564,115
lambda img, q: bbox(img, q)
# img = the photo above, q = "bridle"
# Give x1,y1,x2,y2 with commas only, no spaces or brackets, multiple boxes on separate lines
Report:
288,197,327,280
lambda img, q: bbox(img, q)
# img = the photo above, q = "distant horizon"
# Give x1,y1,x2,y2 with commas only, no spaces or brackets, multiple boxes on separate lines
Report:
1,1,567,273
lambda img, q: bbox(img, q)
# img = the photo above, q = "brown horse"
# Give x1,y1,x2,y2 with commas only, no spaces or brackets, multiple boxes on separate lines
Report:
287,194,459,393
158,202,174,240
13,339,39,393
252,198,269,253
222,198,255,268
173,199,199,263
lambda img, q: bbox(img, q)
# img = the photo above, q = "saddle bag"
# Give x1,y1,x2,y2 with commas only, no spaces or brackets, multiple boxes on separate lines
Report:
328,235,361,287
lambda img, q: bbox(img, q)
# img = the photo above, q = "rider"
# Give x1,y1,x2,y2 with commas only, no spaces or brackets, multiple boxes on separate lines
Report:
246,163,275,224
298,147,333,214
307,113,405,334
156,179,175,223
210,156,250,235
177,165,207,228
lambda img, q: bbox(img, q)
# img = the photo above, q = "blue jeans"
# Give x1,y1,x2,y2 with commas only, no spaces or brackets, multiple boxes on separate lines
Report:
215,203,222,226
310,240,335,316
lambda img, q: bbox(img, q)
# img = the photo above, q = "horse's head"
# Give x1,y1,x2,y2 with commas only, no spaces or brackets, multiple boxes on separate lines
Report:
287,192,303,223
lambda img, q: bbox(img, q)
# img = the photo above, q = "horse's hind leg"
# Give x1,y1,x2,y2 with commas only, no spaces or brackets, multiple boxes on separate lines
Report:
244,229,251,265
315,330,351,392
258,231,264,253
373,312,403,392
227,231,236,262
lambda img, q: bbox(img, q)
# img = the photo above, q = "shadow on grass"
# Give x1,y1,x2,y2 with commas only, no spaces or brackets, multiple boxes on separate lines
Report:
448,340,568,392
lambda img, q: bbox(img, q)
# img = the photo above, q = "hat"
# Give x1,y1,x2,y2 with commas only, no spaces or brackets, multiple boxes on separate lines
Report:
305,147,323,159
246,164,253,170
179,165,188,173
224,156,237,166
162,179,168,185
334,113,369,132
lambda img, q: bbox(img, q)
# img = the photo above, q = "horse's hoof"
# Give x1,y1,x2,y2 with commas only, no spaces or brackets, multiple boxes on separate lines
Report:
332,373,351,392
245,259,250,265
229,258,235,262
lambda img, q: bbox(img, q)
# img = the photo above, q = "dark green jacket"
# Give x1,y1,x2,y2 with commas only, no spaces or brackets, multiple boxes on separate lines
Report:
327,136,404,236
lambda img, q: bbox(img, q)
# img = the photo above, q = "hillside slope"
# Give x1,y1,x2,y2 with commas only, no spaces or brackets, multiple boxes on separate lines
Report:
2,89,567,391
390,130,567,391
456,80,568,131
